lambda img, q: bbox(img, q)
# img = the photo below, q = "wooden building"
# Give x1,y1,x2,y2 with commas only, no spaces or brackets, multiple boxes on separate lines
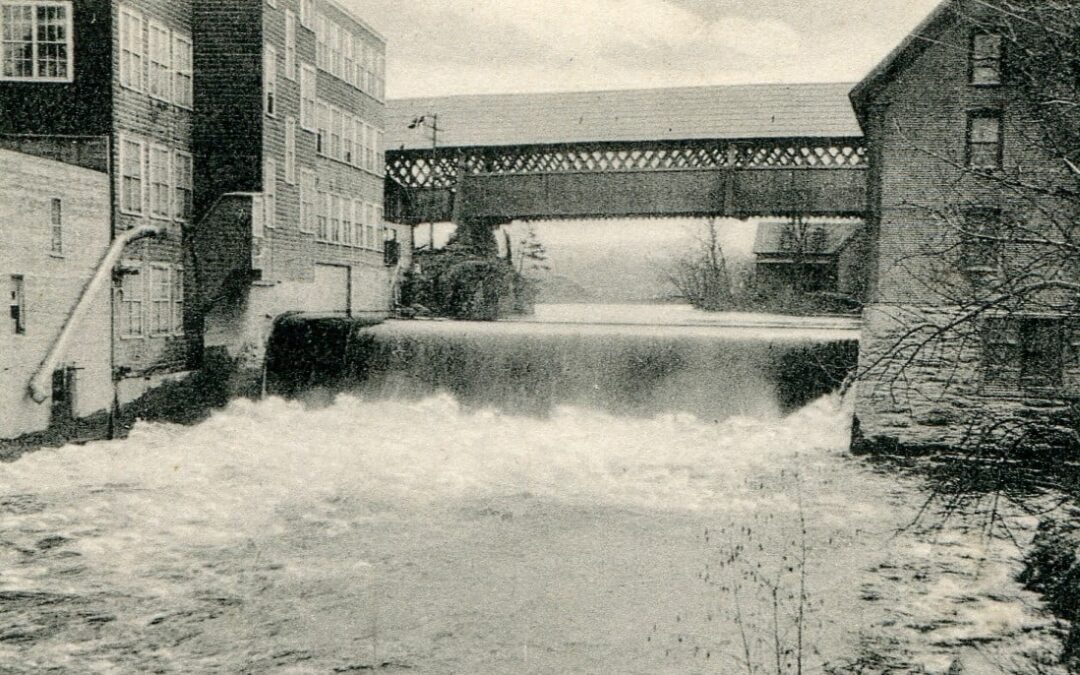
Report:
752,219,865,301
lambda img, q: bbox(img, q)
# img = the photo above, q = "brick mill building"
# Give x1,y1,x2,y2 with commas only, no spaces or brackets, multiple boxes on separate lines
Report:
0,0,405,441
850,0,1080,452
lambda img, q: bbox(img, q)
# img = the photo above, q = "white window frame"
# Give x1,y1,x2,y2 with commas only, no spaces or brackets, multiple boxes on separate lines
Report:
119,5,144,91
0,1,74,82
284,9,296,81
342,194,353,246
173,150,193,222
317,190,329,241
172,265,184,335
356,198,369,248
118,134,145,216
148,143,171,220
149,263,172,337
264,42,277,117
147,19,171,102
343,31,354,87
119,261,145,339
343,113,354,165
316,100,328,156
172,32,193,109
263,158,277,229
285,116,297,184
300,63,316,131
300,0,313,29
299,169,316,234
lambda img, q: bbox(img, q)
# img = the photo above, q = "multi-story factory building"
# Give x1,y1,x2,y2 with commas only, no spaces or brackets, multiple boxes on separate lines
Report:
0,0,404,440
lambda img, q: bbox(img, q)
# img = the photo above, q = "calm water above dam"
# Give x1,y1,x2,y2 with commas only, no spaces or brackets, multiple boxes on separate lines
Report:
0,306,1065,673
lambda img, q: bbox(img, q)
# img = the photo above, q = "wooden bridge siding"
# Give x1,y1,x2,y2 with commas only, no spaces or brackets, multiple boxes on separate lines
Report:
387,168,867,224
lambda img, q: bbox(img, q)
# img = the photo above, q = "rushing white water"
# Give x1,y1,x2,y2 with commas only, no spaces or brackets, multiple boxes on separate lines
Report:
0,389,1063,673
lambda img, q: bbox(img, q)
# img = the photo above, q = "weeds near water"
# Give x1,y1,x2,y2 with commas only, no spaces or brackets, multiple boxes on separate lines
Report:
655,473,821,674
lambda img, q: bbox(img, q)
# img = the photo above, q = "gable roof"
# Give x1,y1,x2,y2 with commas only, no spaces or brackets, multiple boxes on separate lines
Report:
753,220,862,257
387,82,862,150
849,0,955,126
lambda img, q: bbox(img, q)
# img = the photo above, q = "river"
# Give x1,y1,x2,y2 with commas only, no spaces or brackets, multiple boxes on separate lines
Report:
0,305,1065,673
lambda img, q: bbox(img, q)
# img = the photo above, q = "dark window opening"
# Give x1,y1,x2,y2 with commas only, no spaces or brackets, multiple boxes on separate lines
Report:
983,316,1066,390
968,111,1003,170
971,32,1003,86
9,275,25,334
51,366,77,424
961,207,1002,270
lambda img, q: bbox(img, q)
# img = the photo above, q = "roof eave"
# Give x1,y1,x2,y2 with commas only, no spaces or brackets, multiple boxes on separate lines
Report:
850,0,957,128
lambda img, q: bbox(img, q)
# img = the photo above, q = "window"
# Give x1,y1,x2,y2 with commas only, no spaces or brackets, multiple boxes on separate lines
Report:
1,2,73,81
329,21,340,78
375,53,385,100
971,32,1003,86
264,43,277,116
284,10,296,80
317,190,328,240
119,265,143,338
149,264,171,336
329,194,341,242
172,266,184,334
330,106,342,159
173,151,192,221
366,202,377,249
300,0,313,29
148,20,170,100
149,144,171,219
316,100,328,154
353,199,364,248
300,169,316,233
263,159,276,228
315,13,325,69
961,208,1001,271
343,31,353,86
968,112,1002,170
983,316,1066,389
300,64,316,131
172,33,193,108
358,121,368,169
376,129,384,175
119,6,143,90
285,117,297,184
9,275,25,335
49,197,62,255
120,136,144,215
342,195,352,246
343,114,354,165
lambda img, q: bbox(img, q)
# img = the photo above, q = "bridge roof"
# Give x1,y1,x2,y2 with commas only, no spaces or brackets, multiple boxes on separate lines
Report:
388,82,862,151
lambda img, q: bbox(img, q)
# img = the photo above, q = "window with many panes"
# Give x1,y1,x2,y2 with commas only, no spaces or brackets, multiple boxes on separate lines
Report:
342,195,353,246
173,151,192,221
317,190,329,240
300,169,316,233
149,144,171,219
173,33,192,108
119,6,143,90
961,208,1001,271
149,264,172,336
263,159,276,228
1,1,72,81
330,107,342,159
49,197,62,255
264,43,277,116
285,117,297,184
316,100,328,154
329,194,341,241
353,199,364,247
300,64,316,130
119,264,143,338
285,10,296,80
172,266,184,334
148,20,170,100
971,32,1003,86
967,111,1002,170
120,136,144,214
983,316,1070,390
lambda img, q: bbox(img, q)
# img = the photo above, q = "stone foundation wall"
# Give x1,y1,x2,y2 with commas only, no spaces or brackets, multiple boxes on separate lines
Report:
854,304,1079,455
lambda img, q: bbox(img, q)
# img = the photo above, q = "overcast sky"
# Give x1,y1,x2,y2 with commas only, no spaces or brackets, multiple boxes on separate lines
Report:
344,0,943,99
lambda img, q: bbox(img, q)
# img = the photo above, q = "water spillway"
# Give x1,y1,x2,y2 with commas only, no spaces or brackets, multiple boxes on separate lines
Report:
266,313,861,421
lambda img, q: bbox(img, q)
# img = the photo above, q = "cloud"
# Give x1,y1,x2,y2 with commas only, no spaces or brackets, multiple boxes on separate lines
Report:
345,0,943,98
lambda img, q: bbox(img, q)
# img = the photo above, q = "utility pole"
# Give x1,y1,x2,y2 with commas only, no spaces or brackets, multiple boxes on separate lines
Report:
407,113,440,250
